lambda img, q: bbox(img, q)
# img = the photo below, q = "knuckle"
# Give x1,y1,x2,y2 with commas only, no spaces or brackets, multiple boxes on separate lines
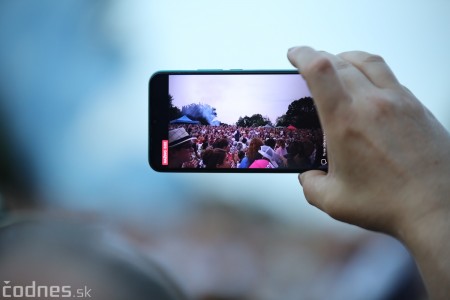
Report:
340,123,364,141
305,56,335,76
376,89,423,117
365,90,424,125
335,110,361,138
372,95,395,116
364,91,398,119
339,51,385,64
334,60,352,71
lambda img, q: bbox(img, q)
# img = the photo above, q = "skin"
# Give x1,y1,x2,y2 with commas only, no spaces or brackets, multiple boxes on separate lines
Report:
168,143,194,168
288,46,450,300
217,154,231,168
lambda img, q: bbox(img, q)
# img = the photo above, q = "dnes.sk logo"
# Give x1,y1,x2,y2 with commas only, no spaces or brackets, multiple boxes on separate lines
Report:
2,280,92,298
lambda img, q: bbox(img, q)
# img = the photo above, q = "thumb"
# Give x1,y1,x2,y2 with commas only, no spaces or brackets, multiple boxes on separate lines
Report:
299,170,329,211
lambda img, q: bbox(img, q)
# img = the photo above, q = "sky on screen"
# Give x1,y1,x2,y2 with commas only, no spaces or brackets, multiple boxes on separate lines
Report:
169,74,312,125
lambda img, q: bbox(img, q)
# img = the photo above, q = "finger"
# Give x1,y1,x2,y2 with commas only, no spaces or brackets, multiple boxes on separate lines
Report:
319,51,374,93
288,46,351,122
298,170,329,211
338,51,400,89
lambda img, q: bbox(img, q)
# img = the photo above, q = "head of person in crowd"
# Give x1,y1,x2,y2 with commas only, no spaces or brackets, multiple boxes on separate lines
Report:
286,140,314,169
201,136,209,150
264,138,276,149
249,146,278,168
0,219,187,300
212,138,229,151
241,134,248,144
202,148,231,169
237,150,245,163
236,141,246,152
1,99,186,300
276,139,286,150
234,129,240,142
275,138,288,158
168,128,196,168
246,138,264,164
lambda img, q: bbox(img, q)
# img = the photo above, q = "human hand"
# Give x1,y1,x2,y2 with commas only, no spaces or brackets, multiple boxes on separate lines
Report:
287,46,450,237
182,159,199,168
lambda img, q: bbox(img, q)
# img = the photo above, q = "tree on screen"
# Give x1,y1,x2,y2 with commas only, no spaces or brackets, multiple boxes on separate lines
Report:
277,97,320,129
236,114,272,127
168,94,182,121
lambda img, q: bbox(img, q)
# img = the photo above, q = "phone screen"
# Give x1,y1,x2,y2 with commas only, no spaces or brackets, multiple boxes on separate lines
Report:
149,70,327,173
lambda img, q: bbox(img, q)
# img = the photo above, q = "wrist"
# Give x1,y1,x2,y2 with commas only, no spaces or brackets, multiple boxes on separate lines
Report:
395,187,450,247
395,195,450,299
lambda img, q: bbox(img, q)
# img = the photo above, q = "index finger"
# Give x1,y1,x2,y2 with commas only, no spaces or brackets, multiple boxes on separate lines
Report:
288,46,351,123
338,51,400,89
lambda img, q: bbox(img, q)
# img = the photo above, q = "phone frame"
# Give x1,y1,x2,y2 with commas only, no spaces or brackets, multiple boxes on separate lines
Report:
149,69,326,173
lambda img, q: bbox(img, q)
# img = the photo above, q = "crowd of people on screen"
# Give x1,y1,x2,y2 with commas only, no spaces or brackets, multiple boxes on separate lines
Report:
168,124,326,170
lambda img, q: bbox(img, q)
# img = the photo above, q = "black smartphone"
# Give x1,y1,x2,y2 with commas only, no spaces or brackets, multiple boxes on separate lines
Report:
149,70,328,173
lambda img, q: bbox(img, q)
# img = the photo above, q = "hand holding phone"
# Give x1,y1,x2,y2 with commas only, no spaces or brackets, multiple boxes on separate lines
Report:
287,46,450,300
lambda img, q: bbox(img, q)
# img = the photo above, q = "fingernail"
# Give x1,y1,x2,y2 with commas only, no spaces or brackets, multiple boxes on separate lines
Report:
288,47,298,53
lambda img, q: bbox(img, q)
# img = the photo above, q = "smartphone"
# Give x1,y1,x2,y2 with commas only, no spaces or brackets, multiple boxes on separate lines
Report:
149,70,328,173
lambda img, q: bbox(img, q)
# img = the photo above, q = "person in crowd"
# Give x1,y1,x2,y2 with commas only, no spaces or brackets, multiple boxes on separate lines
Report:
235,150,246,168
201,136,210,151
241,133,248,145
275,139,288,157
286,140,314,169
264,138,276,150
168,128,197,168
0,219,188,300
238,138,264,168
249,146,279,168
0,100,187,300
212,138,230,152
288,46,450,299
236,141,246,153
212,138,235,168
234,129,241,142
202,148,232,169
